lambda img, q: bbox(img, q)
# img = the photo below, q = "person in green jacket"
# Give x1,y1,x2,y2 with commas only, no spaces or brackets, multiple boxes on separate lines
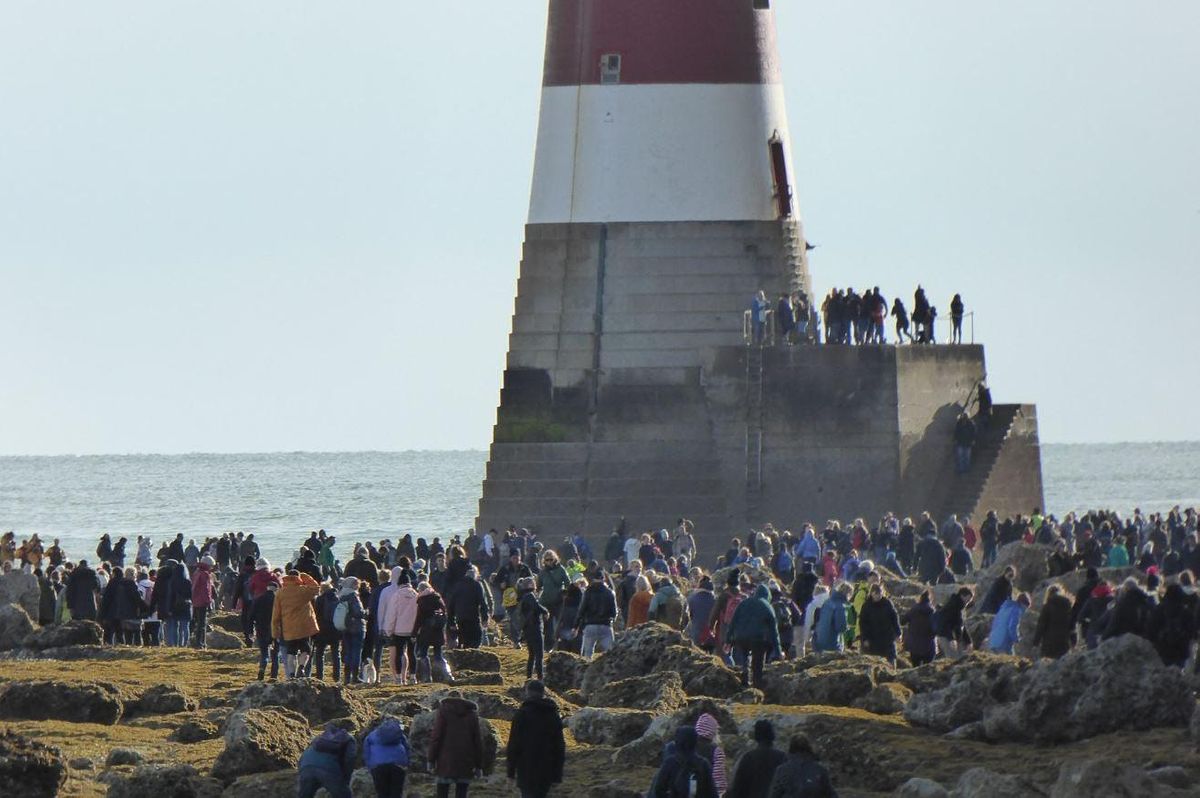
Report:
725,584,780,688
317,537,337,580
537,550,571,647
1106,537,1131,567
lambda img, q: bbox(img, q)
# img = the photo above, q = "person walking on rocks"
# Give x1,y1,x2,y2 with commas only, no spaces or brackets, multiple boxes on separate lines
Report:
517,577,550,680
725,583,780,688
506,680,565,798
252,580,281,680
297,723,357,798
364,716,410,798
190,556,217,648
934,586,974,659
336,576,368,683
902,590,937,666
428,691,484,798
987,592,1030,654
271,569,321,678
856,583,901,665
729,719,787,798
813,583,850,653
695,713,728,796
766,735,837,798
577,569,618,659
65,559,101,621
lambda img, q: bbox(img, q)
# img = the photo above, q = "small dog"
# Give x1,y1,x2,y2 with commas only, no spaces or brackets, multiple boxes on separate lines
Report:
360,661,378,685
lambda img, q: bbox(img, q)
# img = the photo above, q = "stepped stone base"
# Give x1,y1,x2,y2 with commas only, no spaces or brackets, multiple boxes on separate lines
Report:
477,221,1043,556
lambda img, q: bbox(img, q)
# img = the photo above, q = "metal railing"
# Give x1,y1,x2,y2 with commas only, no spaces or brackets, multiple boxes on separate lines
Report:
745,308,977,345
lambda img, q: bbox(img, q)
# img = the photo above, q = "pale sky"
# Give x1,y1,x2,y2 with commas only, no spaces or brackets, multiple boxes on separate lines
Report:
1,2,1197,455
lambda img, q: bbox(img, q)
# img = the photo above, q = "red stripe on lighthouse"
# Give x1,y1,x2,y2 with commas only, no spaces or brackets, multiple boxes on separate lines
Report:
543,0,781,86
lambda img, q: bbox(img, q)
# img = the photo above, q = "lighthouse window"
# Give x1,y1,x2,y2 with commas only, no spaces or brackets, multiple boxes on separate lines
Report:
599,53,621,84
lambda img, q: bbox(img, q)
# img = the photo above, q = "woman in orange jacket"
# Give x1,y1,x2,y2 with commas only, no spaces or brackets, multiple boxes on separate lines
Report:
271,570,322,678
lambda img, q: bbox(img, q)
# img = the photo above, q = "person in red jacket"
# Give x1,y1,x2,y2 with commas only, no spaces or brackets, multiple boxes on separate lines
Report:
190,556,217,648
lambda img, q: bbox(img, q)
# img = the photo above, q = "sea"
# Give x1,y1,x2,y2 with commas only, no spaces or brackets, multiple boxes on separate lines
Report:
1,443,1197,564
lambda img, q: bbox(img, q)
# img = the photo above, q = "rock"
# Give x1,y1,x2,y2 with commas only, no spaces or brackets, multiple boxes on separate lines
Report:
23,620,103,650
1191,701,1200,744
203,629,245,650
378,699,428,719
854,683,912,715
233,678,370,727
0,729,67,797
0,679,124,724
729,688,764,704
963,613,993,648
135,684,196,715
734,713,898,792
1147,767,1191,789
444,648,501,673
895,778,950,798
654,645,743,698
406,709,499,775
712,563,774,587
763,654,887,707
589,670,686,713
1048,759,1192,798
567,707,654,745
0,603,35,650
587,782,644,798
349,767,375,798
69,757,94,770
427,689,520,721
895,651,1031,695
544,650,587,693
170,718,220,743
0,571,40,619
903,655,1028,733
106,748,144,767
972,543,1053,596
210,707,311,783
980,635,1193,743
215,769,294,798
106,763,223,798
452,670,504,686
580,623,686,697
208,612,244,634
950,767,1045,797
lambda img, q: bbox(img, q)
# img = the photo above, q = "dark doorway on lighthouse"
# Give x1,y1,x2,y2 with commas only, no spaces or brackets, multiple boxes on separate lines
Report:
769,135,792,218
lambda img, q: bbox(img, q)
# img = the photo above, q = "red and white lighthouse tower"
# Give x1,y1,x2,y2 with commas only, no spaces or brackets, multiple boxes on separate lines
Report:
477,0,814,541
530,0,802,226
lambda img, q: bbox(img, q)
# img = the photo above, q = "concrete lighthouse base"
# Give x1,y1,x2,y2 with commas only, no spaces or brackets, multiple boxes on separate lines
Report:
475,223,1044,552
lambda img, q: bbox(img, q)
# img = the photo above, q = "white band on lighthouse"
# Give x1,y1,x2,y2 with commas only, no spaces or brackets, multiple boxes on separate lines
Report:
528,83,796,225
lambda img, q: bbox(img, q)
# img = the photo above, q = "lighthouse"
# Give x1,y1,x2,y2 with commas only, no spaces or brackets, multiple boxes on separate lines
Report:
477,1,1044,550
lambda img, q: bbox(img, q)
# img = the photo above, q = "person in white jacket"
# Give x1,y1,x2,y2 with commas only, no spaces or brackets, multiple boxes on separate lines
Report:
798,585,830,657
378,571,419,684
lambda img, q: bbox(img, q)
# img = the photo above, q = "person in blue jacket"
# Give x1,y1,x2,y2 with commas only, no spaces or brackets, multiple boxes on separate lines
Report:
297,724,357,798
813,584,851,653
988,593,1031,654
364,717,411,797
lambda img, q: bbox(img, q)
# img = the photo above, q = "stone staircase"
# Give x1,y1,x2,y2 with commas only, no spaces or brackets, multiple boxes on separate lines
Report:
937,404,1020,521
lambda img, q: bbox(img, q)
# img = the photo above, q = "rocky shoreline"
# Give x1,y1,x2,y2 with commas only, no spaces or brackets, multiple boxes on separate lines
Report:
0,551,1198,797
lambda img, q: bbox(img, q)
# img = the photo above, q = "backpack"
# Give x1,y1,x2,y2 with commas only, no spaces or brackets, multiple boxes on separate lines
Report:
721,592,744,629
502,586,518,609
774,598,794,631
333,597,350,632
420,608,447,643
667,753,702,798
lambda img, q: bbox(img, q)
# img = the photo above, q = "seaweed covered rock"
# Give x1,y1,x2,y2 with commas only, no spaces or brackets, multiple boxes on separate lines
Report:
971,544,1053,599
0,571,40,619
134,684,196,715
580,623,686,696
588,671,686,713
612,699,738,767
203,629,244,650
210,707,310,783
106,764,222,798
214,770,295,798
567,707,654,745
980,634,1192,743
763,652,893,707
23,620,103,650
427,688,520,721
853,683,912,715
544,650,587,693
654,645,743,698
894,652,1030,695
950,767,1045,797
904,656,1029,733
1049,759,1193,798
0,729,67,798
169,718,220,743
894,778,949,798
0,603,35,650
444,648,501,673
234,678,369,727
0,679,123,724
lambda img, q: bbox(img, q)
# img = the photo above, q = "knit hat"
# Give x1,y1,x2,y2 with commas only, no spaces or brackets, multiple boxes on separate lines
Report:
695,712,719,740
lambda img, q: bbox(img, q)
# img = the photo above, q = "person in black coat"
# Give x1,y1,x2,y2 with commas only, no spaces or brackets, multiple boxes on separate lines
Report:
791,562,819,616
1102,578,1153,640
65,560,101,621
517,579,550,680
915,533,947,585
1068,567,1100,628
902,590,937,666
651,726,718,798
935,587,974,658
448,566,490,648
1031,584,1074,659
1147,584,1197,667
728,719,787,798
979,566,1016,615
857,585,902,665
505,680,565,798
99,568,147,645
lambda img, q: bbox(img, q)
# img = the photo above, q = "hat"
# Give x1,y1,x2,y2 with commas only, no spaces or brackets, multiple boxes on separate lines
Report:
200,556,215,567
256,558,270,570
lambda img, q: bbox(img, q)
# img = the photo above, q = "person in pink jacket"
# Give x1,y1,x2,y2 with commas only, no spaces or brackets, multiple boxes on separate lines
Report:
378,571,419,684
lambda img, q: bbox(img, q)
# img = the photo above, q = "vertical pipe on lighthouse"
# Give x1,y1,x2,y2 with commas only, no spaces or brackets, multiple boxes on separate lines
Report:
528,0,800,226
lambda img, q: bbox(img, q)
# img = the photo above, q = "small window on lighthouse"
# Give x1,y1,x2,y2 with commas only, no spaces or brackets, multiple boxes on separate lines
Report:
599,54,622,84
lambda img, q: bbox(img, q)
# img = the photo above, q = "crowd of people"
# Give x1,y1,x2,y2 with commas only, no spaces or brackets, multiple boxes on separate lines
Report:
5,504,1199,796
748,286,967,346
